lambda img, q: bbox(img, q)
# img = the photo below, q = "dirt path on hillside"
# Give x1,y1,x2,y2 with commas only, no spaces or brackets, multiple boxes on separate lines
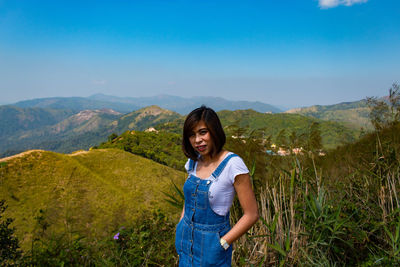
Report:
68,149,109,156
0,148,109,162
68,150,90,156
0,149,46,163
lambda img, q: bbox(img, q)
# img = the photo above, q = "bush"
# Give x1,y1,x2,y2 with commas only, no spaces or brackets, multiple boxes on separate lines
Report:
0,200,23,266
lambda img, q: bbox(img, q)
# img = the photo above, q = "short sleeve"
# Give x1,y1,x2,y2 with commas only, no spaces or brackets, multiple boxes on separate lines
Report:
227,156,249,184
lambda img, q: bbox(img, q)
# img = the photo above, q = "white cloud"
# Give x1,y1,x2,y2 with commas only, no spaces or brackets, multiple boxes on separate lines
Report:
319,0,368,9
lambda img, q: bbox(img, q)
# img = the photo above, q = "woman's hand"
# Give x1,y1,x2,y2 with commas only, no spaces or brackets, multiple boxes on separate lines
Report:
221,173,259,245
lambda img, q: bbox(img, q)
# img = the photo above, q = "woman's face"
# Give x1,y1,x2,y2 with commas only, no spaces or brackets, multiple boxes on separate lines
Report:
189,120,213,158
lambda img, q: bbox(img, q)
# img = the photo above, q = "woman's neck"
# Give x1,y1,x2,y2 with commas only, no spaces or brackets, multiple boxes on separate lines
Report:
200,150,227,165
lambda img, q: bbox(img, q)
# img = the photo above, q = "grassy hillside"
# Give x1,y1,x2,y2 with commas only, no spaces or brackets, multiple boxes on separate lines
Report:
0,149,185,250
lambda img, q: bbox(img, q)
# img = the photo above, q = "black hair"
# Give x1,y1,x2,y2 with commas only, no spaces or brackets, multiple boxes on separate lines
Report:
182,105,226,160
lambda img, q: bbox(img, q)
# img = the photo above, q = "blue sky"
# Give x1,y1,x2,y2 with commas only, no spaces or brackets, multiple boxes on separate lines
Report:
0,0,399,108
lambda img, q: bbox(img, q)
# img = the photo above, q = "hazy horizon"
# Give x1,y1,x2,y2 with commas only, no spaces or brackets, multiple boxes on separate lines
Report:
0,92,377,111
1,0,399,108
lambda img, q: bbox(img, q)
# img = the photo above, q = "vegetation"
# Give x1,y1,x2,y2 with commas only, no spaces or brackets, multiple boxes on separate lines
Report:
0,106,74,139
0,105,179,157
0,200,23,266
156,109,360,149
227,83,400,266
113,105,181,133
97,130,187,171
285,99,372,130
21,209,178,266
0,149,185,253
1,102,362,158
219,110,360,150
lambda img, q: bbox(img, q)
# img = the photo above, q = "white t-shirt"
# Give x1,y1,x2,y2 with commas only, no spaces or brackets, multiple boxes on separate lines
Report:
184,152,249,216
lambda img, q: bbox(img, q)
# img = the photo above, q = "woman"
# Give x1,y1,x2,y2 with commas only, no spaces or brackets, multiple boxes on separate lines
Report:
175,106,259,266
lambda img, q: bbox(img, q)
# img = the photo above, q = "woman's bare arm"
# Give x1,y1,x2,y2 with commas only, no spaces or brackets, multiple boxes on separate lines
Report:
221,173,259,244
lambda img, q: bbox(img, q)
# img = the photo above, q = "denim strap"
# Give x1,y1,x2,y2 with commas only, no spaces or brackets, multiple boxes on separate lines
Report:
188,158,195,172
211,153,238,179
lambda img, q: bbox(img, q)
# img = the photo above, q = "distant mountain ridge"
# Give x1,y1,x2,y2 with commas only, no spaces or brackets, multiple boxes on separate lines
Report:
13,94,282,114
14,96,140,113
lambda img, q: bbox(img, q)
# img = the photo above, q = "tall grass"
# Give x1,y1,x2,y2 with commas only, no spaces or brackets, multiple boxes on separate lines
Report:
230,123,400,266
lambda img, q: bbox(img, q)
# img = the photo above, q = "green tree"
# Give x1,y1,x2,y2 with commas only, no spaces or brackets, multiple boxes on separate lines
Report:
367,82,400,130
0,200,22,266
276,129,288,149
108,133,118,142
289,130,306,150
308,122,322,153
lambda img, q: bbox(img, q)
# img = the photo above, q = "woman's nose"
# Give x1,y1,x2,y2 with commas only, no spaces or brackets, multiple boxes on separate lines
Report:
195,134,202,143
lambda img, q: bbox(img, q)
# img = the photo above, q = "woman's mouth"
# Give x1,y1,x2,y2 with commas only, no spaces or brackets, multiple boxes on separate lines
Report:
196,145,206,152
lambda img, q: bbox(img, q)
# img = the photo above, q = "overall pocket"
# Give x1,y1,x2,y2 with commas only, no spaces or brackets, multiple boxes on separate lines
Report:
202,230,228,266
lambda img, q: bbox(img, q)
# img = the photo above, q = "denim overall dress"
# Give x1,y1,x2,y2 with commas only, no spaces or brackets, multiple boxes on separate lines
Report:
175,153,238,266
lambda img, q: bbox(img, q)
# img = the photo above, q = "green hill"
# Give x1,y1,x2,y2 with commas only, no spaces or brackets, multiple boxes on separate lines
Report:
156,109,360,149
113,105,181,132
0,148,185,250
285,99,372,130
0,109,122,156
97,130,186,171
0,106,180,157
0,105,74,138
219,109,360,149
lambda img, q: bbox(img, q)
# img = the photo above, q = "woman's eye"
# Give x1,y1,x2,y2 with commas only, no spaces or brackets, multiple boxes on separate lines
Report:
200,130,208,135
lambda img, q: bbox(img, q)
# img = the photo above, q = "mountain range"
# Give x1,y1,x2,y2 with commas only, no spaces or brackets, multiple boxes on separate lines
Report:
14,94,282,114
0,95,371,157
0,105,180,157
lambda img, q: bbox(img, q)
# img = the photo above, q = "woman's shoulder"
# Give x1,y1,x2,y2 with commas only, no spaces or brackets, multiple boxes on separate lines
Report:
220,152,249,184
223,152,248,172
224,151,242,161
226,153,247,167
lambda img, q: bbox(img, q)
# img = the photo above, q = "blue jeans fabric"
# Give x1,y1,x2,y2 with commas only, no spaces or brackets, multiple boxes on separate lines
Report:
175,154,238,266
